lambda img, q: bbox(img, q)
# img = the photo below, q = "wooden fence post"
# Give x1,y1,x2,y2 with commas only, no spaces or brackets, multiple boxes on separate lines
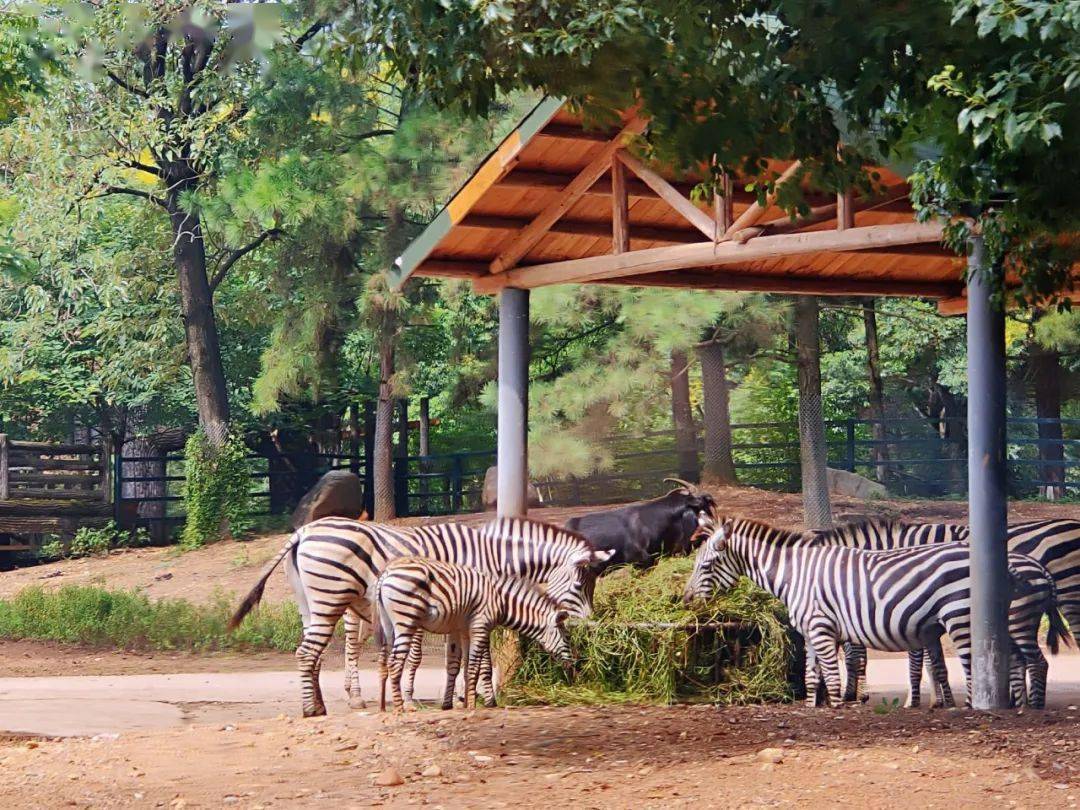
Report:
0,434,8,501
100,435,112,503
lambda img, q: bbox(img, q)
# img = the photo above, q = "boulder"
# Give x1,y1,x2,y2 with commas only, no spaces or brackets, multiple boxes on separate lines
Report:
826,467,887,500
291,470,366,530
481,466,543,511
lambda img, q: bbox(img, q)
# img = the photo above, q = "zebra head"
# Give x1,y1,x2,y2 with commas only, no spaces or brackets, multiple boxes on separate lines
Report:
683,517,739,604
528,607,574,669
544,547,616,618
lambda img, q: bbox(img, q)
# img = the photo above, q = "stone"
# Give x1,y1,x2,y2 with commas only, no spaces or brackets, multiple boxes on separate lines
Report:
373,767,405,787
756,748,785,764
421,765,442,778
826,467,887,499
481,466,544,511
291,470,366,530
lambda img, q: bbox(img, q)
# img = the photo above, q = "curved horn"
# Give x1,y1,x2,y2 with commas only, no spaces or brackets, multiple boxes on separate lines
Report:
663,476,700,493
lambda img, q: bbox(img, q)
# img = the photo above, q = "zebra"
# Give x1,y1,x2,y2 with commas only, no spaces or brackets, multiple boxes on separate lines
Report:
371,556,573,711
683,516,1068,708
809,517,1080,706
229,515,611,717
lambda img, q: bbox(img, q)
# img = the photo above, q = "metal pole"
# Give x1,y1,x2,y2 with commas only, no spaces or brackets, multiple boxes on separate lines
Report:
966,234,1011,710
497,287,530,517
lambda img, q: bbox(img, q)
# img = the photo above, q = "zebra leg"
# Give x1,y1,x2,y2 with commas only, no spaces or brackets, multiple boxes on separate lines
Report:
1008,642,1029,708
402,631,424,708
343,609,367,709
480,648,496,708
804,647,821,709
842,642,860,703
922,636,955,709
807,627,843,708
295,610,344,718
906,649,924,708
386,627,416,712
856,642,869,703
465,619,493,710
443,634,464,710
376,634,389,712
1014,634,1047,709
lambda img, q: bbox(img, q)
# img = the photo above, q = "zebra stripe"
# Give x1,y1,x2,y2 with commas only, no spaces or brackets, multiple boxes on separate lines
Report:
372,557,572,711
230,515,607,717
813,517,1079,705
684,517,1062,708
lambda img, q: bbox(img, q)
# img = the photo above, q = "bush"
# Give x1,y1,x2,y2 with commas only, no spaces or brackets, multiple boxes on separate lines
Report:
37,522,150,562
182,430,252,547
0,586,303,651
497,557,793,706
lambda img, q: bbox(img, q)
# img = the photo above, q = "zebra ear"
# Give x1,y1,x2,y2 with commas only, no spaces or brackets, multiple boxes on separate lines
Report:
588,549,615,566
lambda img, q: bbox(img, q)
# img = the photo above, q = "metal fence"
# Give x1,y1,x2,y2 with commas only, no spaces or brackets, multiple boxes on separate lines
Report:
112,415,1079,531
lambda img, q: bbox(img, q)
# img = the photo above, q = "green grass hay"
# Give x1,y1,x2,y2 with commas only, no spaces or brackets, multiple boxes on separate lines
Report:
498,557,793,706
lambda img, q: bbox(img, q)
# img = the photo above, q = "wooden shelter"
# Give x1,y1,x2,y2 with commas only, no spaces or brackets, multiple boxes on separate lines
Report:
393,97,1077,710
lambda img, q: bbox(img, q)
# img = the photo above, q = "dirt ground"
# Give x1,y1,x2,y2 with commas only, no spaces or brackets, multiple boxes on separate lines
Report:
0,701,1077,808
1,486,1075,605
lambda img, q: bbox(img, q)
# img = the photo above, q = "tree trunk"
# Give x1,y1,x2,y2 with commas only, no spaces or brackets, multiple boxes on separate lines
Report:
120,436,167,544
697,340,737,485
670,350,700,483
794,296,833,529
861,298,890,484
1031,344,1065,500
169,201,230,444
373,316,397,520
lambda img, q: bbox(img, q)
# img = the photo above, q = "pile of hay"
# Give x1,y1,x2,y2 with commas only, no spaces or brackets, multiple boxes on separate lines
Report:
496,557,793,706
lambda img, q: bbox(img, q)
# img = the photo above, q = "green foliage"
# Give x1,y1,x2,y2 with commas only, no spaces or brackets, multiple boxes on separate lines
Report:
0,586,301,652
182,431,252,548
499,558,792,706
37,522,151,562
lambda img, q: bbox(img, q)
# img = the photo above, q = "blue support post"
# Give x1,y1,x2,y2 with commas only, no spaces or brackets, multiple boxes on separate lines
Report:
966,234,1011,710
497,287,530,517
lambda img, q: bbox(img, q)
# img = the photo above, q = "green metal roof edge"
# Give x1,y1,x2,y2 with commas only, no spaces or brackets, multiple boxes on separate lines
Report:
389,95,566,289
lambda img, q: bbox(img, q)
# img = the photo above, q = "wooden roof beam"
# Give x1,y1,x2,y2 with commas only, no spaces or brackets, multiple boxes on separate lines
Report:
489,118,648,274
496,169,763,207
459,214,702,244
724,161,802,238
616,151,715,239
473,221,947,291
606,270,963,298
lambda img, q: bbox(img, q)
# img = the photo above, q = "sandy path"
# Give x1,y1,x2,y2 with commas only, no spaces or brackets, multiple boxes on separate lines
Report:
0,702,1075,808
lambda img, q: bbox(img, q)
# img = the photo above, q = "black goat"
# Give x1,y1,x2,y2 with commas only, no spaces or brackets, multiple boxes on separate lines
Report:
564,486,716,574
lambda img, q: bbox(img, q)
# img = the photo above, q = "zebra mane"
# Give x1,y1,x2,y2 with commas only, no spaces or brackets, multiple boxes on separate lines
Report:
480,515,596,550
813,516,907,538
722,516,807,545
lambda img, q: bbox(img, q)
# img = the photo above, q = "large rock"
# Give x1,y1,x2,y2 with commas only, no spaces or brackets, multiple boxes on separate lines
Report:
291,470,366,530
481,466,543,511
826,467,887,500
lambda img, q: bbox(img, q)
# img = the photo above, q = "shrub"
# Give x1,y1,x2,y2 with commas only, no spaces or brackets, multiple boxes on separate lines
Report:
0,586,303,651
38,522,150,561
497,557,793,706
182,430,252,548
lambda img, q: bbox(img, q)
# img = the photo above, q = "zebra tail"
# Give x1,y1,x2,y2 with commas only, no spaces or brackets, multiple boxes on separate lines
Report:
227,532,301,632
1044,575,1072,655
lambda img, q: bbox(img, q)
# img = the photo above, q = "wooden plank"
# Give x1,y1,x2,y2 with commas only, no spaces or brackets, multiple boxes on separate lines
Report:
498,169,759,206
489,117,648,274
537,123,615,143
0,434,7,501
9,472,102,485
616,152,715,239
937,296,968,316
725,161,802,238
474,222,947,291
5,488,104,500
10,441,98,455
6,458,104,471
714,174,733,236
458,215,699,244
611,160,629,253
604,269,962,298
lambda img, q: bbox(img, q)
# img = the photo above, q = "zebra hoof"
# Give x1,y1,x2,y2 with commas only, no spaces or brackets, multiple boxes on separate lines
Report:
403,701,419,713
441,701,454,711
349,695,367,710
303,704,328,718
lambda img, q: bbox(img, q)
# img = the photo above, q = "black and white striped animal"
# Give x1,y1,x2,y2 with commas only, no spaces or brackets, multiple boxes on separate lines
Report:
683,517,1067,708
372,556,573,711
229,516,610,716
810,518,1080,705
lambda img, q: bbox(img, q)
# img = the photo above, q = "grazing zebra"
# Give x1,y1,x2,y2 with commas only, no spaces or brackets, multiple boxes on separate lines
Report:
229,515,610,717
683,517,1068,708
372,557,573,711
810,517,1080,705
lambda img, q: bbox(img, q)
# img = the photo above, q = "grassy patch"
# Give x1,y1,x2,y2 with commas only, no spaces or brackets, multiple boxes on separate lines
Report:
497,557,793,706
0,586,302,652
